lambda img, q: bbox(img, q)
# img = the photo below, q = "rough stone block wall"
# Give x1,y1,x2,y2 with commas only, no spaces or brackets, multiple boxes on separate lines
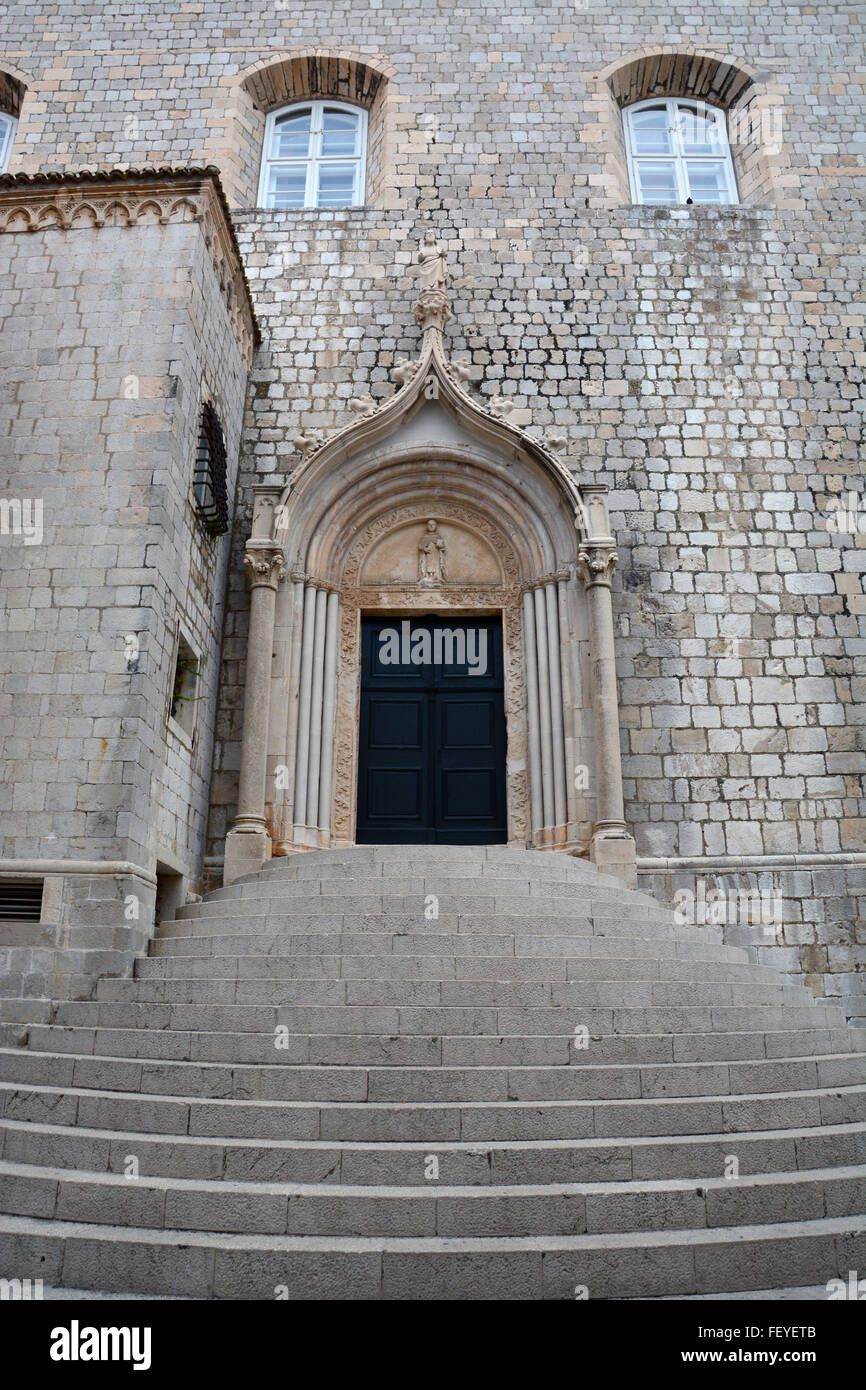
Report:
0,214,247,974
0,1,863,1009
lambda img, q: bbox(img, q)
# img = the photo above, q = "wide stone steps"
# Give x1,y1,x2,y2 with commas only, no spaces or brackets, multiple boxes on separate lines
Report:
42,1000,851,1036
1,1211,863,1299
93,976,812,1008
130,951,773,980
149,931,738,958
4,1117,862,1185
3,1078,864,1141
1,845,863,1298
7,1024,862,1066
167,901,677,927
2,1047,861,1101
1,1159,862,1238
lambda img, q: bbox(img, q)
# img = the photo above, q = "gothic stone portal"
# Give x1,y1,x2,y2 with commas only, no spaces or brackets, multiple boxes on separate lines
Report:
333,508,531,848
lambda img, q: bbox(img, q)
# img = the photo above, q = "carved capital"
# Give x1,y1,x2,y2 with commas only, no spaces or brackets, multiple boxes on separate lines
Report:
577,543,617,590
244,543,287,591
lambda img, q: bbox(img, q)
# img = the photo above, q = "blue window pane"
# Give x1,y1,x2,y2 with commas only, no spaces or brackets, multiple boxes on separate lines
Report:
630,106,673,155
268,167,307,208
272,110,312,159
321,108,360,157
634,160,679,203
685,161,730,203
675,104,724,156
317,164,357,206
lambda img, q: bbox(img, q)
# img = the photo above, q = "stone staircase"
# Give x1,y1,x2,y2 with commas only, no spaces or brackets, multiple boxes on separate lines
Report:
0,845,863,1299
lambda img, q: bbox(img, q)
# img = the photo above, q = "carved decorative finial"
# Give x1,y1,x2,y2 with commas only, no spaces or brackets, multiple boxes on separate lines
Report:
545,429,568,454
292,426,322,459
349,392,378,418
413,230,451,332
391,357,418,386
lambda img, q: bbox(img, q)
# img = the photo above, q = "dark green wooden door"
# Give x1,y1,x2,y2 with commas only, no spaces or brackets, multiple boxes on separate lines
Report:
357,617,507,844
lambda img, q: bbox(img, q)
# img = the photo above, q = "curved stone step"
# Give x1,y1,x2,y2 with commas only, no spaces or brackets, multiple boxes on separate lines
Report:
4,1118,862,1186
1,1211,862,1299
3,1080,864,1142
1,1161,862,1239
175,890,677,919
94,976,816,1009
48,999,850,1037
149,930,739,958
1,1047,861,1102
13,1023,863,1066
131,952,779,982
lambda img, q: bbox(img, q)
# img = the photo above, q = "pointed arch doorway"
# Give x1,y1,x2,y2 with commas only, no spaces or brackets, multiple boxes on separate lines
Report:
224,308,636,886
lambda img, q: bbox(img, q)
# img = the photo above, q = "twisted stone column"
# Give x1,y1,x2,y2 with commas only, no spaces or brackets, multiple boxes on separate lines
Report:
224,486,286,885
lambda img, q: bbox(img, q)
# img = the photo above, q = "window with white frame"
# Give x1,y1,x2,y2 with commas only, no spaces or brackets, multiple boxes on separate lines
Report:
624,98,738,206
0,113,16,173
257,101,367,209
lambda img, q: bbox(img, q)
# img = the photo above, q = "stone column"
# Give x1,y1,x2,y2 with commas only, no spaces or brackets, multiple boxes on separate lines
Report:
522,589,544,837
577,485,636,887
317,589,340,842
224,486,286,886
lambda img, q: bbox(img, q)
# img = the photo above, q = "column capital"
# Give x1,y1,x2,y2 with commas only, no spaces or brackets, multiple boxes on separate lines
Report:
244,540,287,591
577,542,618,591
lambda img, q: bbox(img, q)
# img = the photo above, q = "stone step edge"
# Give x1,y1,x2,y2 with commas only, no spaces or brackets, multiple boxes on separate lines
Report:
2,1078,863,1112
3,1115,862,1155
3,1045,862,1078
111,973,810,990
0,1210,861,1254
2,1157,861,1203
12,1027,863,1054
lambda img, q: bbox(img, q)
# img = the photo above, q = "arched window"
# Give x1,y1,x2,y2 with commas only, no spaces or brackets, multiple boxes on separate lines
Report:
257,100,367,209
0,112,16,173
624,98,738,205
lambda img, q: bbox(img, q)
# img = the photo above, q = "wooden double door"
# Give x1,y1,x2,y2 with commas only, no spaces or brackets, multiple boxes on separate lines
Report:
356,616,507,844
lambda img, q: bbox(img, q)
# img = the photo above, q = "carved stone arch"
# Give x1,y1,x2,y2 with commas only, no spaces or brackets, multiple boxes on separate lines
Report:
218,49,398,209
265,372,602,854
224,259,634,886
588,46,797,209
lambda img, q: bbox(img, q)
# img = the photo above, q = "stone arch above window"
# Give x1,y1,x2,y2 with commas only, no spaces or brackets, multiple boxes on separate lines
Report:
222,50,397,210
587,47,799,210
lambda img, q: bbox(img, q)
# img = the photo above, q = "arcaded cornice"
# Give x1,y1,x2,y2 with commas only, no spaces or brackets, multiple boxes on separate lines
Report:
0,165,260,365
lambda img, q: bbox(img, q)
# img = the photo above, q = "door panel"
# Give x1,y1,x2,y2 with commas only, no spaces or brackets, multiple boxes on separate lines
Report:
357,617,506,844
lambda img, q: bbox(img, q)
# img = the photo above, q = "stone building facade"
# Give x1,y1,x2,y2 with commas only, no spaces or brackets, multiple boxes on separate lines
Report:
0,2,863,1018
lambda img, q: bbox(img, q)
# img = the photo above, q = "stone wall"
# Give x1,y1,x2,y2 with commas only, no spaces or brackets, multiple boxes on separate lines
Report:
0,1,863,1009
0,179,251,1010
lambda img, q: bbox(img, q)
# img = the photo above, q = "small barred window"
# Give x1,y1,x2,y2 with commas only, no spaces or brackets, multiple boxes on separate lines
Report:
193,401,229,536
